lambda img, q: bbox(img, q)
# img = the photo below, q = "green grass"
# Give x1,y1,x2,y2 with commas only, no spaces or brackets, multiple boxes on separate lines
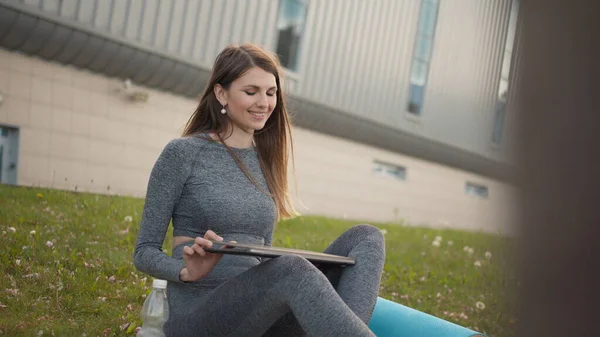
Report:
0,185,518,336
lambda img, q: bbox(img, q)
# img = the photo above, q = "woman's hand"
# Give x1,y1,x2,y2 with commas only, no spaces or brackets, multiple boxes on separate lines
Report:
179,230,225,282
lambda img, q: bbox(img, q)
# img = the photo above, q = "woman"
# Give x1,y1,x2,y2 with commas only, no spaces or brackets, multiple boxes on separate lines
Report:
133,43,385,337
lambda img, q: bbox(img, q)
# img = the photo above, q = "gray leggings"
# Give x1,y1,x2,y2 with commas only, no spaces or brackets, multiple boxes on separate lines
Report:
164,224,385,337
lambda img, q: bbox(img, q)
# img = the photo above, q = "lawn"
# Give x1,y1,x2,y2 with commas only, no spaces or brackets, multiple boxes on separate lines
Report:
0,185,518,336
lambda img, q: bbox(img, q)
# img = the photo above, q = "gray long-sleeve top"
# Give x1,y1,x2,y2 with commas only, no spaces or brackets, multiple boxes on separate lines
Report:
133,134,277,284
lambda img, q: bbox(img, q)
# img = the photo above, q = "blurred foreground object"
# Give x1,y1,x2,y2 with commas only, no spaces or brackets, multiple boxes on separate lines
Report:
516,0,600,336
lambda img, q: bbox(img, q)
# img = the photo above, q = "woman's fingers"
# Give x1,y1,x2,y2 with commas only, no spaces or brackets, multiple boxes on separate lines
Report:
194,236,214,248
204,230,223,242
183,245,194,256
192,243,207,257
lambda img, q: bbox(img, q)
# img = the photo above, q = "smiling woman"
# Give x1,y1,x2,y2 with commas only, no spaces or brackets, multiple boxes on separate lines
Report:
133,43,386,337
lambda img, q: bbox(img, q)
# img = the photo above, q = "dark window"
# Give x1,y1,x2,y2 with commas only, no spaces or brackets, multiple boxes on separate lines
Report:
275,0,308,71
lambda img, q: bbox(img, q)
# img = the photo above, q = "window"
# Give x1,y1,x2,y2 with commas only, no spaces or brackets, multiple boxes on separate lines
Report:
493,0,520,145
373,161,407,181
465,182,489,199
0,125,19,185
407,0,440,115
275,0,308,71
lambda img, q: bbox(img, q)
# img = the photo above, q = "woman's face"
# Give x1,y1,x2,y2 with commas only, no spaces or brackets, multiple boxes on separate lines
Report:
216,67,278,134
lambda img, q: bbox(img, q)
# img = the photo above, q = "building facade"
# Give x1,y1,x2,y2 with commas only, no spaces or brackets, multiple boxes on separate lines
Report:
0,0,521,234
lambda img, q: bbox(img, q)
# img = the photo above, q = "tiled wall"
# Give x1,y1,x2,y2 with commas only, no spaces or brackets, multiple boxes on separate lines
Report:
0,49,518,235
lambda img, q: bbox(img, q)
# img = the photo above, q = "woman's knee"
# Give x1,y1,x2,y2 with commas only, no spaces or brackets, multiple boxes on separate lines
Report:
347,224,385,243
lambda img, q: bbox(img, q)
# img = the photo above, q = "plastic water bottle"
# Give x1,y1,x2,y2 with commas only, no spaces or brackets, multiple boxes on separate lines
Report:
137,279,169,337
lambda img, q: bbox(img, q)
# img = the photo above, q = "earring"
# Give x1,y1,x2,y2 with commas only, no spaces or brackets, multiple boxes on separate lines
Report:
221,105,227,114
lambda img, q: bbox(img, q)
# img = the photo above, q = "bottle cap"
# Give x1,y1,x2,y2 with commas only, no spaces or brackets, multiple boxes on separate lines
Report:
152,279,167,289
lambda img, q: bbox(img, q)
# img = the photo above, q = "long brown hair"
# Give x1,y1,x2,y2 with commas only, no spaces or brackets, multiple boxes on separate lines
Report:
182,44,298,220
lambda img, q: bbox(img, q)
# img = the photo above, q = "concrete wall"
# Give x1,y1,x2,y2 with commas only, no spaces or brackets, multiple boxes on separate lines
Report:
0,49,518,235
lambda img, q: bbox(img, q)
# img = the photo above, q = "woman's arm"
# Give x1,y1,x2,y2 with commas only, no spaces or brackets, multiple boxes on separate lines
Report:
133,138,194,283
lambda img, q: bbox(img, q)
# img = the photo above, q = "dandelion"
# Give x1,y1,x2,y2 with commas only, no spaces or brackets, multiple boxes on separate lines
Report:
432,240,441,247
476,301,486,310
463,245,469,252
108,276,115,283
15,259,21,266
22,246,28,250
380,229,388,235
474,260,482,267
30,230,36,235
37,193,43,198
485,251,492,259
447,240,454,246
468,247,474,255
45,241,54,248
419,276,427,282
8,227,16,233
436,292,442,298
435,236,443,242
124,216,133,222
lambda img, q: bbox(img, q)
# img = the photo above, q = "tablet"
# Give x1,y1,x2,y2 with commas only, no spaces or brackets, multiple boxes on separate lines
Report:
204,240,355,267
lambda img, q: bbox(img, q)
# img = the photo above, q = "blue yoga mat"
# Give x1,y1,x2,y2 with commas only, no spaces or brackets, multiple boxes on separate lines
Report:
368,297,487,337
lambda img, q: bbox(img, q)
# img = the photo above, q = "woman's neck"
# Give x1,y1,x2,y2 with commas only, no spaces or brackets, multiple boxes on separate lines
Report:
215,125,254,149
